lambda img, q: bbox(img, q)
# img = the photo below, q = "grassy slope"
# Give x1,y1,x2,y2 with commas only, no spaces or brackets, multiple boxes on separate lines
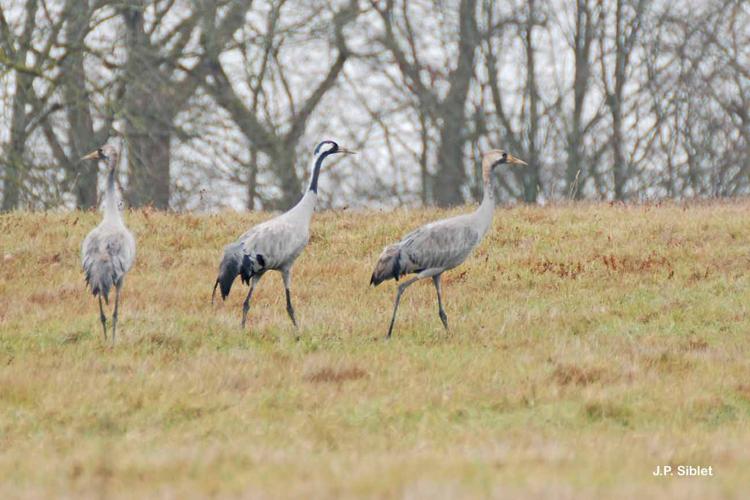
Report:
1,202,749,498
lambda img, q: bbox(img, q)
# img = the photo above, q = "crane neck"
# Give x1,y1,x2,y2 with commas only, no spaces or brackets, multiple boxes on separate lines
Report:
307,150,334,194
480,175,495,209
103,157,122,225
473,172,496,237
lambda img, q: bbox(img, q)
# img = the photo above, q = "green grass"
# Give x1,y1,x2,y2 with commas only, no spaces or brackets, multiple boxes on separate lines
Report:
1,202,749,498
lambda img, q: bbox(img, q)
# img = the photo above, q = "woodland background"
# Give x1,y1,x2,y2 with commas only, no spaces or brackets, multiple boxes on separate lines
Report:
0,0,748,211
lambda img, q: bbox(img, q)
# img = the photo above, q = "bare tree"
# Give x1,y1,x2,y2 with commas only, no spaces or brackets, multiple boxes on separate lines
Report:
598,0,650,200
563,0,603,198
119,0,252,209
0,0,40,210
201,0,358,209
370,0,481,207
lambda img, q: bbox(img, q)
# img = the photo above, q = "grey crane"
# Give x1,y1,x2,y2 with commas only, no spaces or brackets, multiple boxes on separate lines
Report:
370,149,526,338
213,140,355,329
80,144,136,345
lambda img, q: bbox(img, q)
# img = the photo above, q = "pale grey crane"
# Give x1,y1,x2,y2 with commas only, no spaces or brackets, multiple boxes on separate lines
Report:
80,144,136,345
370,149,526,338
213,140,355,329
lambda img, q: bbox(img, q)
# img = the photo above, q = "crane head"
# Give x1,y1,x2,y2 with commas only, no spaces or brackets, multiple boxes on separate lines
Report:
314,140,356,157
81,144,118,162
482,149,526,185
484,149,527,170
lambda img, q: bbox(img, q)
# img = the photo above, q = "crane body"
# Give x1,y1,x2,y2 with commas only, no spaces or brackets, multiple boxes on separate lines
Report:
371,150,526,338
81,145,136,345
214,140,354,329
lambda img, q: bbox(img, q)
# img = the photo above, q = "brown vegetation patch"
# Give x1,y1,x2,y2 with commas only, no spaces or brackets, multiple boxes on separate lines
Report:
304,366,367,384
531,259,584,279
28,284,80,305
584,400,632,424
681,337,709,352
552,363,606,386
642,350,693,373
735,384,750,402
38,252,62,265
144,332,184,351
688,266,712,283
520,211,550,224
599,251,672,274
637,311,659,324
61,332,84,344
443,270,468,284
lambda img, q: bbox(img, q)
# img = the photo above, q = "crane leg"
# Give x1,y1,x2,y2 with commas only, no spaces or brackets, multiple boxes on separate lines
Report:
386,276,420,339
432,274,448,330
98,295,108,341
241,275,260,329
281,270,298,329
111,283,121,347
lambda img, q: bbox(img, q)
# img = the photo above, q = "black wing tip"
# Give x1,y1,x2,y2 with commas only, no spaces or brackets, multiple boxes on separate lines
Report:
218,273,235,300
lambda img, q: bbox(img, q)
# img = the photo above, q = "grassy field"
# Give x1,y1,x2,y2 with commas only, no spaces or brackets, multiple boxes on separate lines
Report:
1,202,750,498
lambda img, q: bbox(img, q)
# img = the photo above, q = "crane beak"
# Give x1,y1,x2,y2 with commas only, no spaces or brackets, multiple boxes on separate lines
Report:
337,148,357,155
81,150,99,161
507,154,527,166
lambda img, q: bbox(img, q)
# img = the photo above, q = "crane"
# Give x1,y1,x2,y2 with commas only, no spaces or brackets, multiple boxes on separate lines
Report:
213,140,355,329
370,149,526,338
80,144,136,345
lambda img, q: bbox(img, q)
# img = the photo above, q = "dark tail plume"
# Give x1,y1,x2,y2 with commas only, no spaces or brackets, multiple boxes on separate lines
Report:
370,244,401,286
214,243,243,301
213,243,264,302
211,279,221,305
85,260,114,303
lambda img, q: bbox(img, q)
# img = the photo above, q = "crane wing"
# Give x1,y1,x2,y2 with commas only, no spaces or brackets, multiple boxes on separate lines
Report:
399,218,480,273
240,219,309,269
81,226,136,299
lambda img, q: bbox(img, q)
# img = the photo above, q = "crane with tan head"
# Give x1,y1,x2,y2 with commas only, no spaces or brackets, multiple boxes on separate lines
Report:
370,149,526,338
213,140,355,329
80,144,136,345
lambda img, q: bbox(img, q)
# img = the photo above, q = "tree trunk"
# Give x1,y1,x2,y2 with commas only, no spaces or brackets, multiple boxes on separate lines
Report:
2,81,29,210
62,0,98,209
431,0,478,207
247,148,258,210
122,1,172,209
611,97,625,200
565,0,593,199
271,146,302,210
125,130,172,209
611,0,627,201
1,0,38,211
523,0,540,203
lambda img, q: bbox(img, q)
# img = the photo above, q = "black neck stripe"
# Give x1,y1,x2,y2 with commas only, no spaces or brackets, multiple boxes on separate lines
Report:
308,151,332,193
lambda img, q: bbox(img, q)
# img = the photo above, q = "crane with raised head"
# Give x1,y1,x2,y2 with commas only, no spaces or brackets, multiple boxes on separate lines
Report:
80,144,136,345
213,140,355,329
370,149,526,338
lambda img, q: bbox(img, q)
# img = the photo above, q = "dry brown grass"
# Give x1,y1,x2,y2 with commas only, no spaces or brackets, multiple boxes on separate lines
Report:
1,201,750,498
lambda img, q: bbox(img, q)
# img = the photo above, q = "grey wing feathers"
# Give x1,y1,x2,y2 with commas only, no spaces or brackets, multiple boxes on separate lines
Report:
213,211,310,300
81,227,135,301
402,221,480,271
241,220,307,269
213,241,263,302
371,219,480,286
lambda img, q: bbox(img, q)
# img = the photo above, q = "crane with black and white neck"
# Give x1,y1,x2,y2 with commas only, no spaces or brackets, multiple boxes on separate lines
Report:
213,140,355,330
